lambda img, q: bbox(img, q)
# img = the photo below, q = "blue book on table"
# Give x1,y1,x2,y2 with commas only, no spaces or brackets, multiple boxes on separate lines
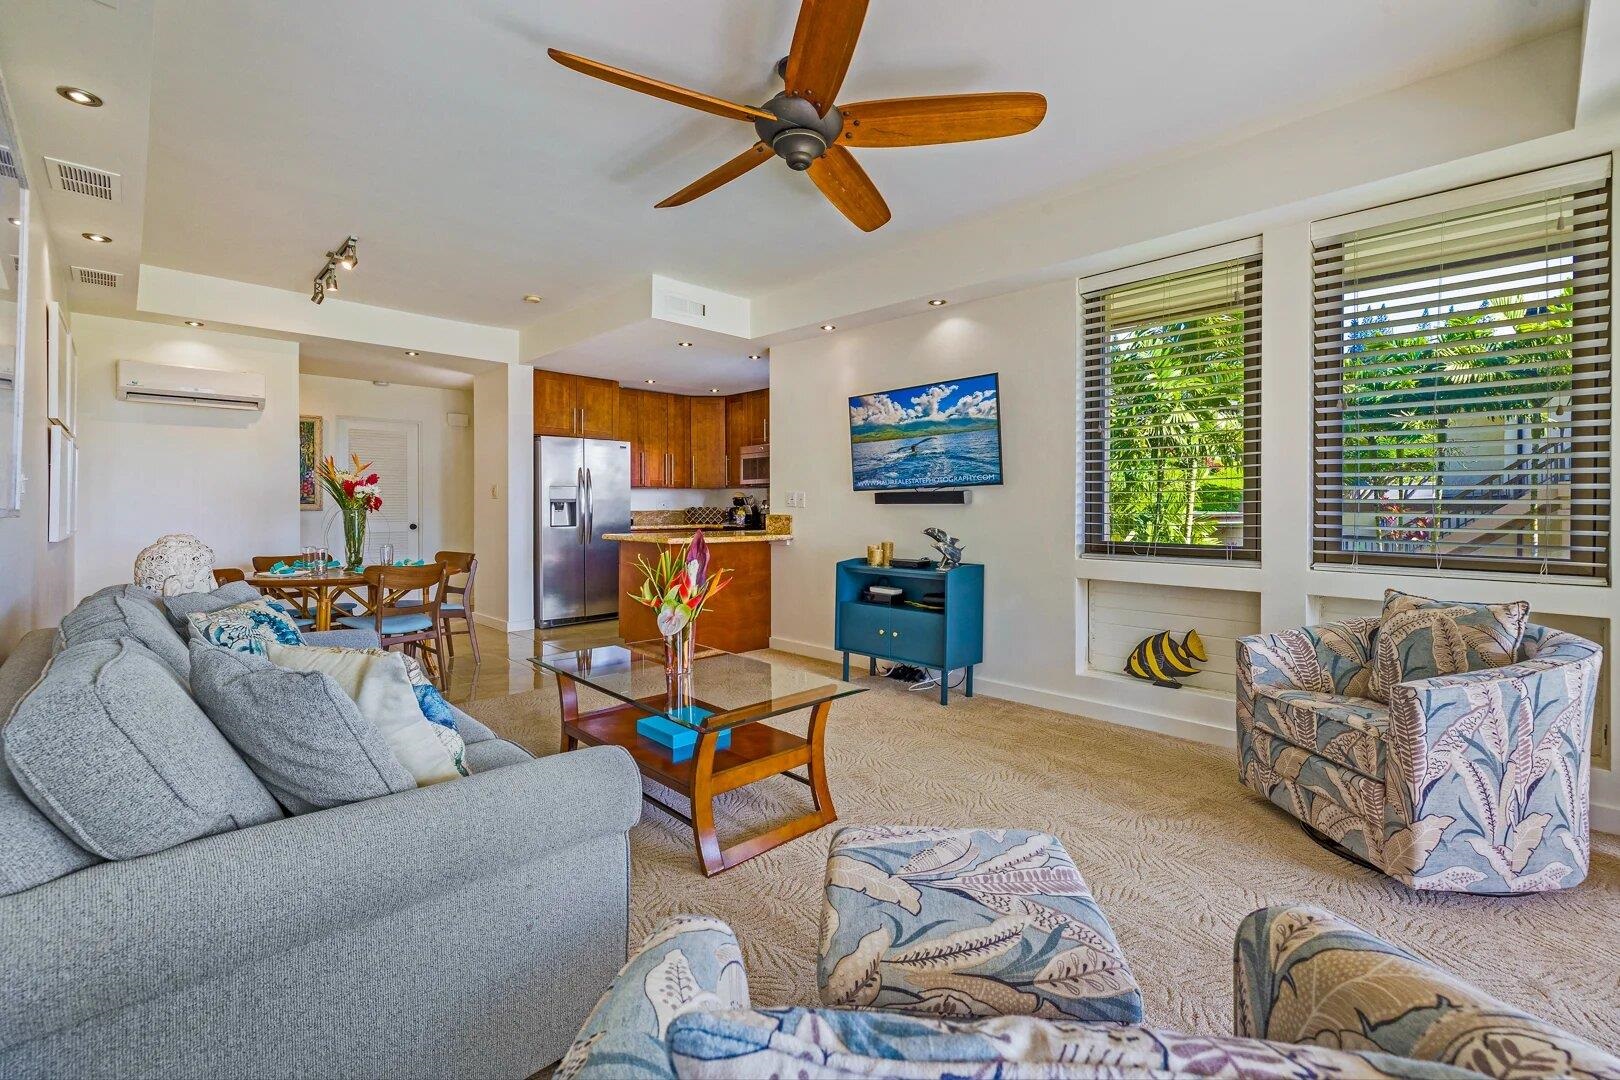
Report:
636,707,731,763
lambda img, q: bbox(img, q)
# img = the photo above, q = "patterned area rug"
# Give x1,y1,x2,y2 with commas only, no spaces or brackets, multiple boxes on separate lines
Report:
460,651,1620,1051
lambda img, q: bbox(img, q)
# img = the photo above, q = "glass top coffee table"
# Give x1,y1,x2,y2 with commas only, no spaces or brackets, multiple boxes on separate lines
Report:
531,640,865,876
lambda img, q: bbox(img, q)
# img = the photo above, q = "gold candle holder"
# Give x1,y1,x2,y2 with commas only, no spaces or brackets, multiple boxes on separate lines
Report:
866,545,883,567
880,540,895,566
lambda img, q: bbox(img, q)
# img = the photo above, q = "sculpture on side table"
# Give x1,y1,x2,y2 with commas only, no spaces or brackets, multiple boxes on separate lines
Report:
923,527,963,571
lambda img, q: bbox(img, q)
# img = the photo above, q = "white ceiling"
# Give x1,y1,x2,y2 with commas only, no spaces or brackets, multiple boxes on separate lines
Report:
131,0,1580,330
540,319,769,394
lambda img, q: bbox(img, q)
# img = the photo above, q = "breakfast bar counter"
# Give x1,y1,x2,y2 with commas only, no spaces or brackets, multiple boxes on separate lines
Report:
604,528,789,652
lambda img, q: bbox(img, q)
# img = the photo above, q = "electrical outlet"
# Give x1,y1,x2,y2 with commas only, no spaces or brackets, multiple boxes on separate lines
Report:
786,490,807,508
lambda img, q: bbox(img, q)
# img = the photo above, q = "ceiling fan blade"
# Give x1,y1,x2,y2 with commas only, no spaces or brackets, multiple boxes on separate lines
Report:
839,93,1048,147
808,144,890,232
548,48,775,123
656,142,773,207
784,0,869,116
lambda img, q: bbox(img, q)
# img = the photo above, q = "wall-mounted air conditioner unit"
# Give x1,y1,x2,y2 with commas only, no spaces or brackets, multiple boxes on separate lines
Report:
116,359,266,411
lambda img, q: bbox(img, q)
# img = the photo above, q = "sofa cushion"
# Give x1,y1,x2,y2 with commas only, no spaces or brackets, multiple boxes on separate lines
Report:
819,827,1142,1023
1248,686,1387,779
0,755,101,895
189,640,416,813
1367,589,1529,703
59,591,190,682
3,639,283,860
187,599,306,657
462,738,532,771
161,580,262,635
667,1008,1479,1080
264,643,467,784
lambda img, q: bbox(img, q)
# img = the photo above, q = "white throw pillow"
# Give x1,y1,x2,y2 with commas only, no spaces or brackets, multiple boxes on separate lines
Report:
263,643,467,785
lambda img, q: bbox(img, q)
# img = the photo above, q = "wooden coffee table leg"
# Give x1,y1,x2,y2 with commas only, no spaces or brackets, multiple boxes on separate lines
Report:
556,674,580,753
690,731,725,875
805,700,836,820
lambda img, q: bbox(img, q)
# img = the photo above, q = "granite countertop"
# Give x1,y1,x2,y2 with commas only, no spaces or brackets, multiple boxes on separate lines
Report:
600,529,792,545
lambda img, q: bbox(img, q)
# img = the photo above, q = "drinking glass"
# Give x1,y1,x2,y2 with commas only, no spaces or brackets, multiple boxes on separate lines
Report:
312,547,328,577
300,546,317,575
379,542,395,567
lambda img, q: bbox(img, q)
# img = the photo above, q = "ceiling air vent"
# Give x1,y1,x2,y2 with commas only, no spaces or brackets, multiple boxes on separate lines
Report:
659,294,707,319
44,156,121,202
0,144,17,181
71,266,120,288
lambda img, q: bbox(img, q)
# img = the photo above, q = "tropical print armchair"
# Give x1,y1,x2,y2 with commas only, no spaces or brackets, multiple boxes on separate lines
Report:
1237,618,1600,893
555,907,1620,1078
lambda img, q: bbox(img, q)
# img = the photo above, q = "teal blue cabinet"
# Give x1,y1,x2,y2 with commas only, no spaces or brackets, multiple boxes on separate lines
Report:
834,559,984,705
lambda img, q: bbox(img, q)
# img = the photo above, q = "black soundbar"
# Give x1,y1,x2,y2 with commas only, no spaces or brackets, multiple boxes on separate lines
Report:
873,490,972,505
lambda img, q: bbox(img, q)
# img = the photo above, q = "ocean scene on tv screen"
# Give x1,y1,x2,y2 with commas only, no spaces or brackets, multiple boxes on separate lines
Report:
849,373,1002,490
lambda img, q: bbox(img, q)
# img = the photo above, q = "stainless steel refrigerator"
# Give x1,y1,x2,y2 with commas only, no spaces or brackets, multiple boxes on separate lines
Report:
535,436,631,625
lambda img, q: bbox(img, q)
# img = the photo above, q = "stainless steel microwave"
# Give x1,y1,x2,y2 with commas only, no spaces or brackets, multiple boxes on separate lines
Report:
739,443,769,487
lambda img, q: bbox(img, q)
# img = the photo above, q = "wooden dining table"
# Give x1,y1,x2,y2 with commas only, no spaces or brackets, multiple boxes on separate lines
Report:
244,571,373,632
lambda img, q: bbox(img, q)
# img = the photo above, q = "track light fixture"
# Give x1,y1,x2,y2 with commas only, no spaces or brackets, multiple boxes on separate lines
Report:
310,235,359,305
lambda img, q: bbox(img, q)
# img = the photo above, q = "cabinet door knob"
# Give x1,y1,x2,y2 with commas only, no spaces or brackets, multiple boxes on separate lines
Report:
892,630,900,638
876,628,886,636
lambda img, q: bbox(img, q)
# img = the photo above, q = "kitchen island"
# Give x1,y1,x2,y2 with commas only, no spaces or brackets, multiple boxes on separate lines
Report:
602,527,791,653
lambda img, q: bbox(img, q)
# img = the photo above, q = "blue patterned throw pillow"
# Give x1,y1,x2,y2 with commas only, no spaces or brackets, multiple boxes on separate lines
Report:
1367,588,1529,703
187,599,305,657
398,654,457,732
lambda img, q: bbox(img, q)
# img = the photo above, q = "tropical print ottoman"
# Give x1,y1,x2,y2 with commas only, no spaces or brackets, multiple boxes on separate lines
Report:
817,825,1143,1022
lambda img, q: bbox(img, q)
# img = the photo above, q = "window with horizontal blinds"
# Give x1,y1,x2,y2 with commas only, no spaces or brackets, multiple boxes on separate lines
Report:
1311,159,1612,579
1081,252,1262,560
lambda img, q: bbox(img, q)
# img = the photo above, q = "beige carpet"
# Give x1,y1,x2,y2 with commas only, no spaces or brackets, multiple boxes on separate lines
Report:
461,651,1620,1052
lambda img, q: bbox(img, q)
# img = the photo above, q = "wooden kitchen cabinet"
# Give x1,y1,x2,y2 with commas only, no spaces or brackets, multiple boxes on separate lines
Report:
576,375,619,438
725,389,769,485
532,369,620,437
625,388,670,488
688,397,728,489
534,370,578,436
667,394,691,489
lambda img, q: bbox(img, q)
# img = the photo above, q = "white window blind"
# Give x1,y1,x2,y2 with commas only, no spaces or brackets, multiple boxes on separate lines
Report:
1311,159,1612,579
1080,251,1262,560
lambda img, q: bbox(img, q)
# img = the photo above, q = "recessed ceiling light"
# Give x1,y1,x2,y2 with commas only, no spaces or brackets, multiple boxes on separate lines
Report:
82,232,112,243
522,294,543,304
709,388,719,393
6,218,19,227
183,320,204,328
405,350,420,357
927,298,948,306
56,85,103,107
645,379,656,384
820,323,836,332
676,341,693,348
747,354,762,360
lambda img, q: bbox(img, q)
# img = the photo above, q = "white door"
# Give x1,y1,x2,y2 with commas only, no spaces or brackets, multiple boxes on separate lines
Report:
337,417,421,561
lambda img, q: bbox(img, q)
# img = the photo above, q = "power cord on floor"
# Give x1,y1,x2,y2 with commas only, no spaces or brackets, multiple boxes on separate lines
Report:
906,667,968,692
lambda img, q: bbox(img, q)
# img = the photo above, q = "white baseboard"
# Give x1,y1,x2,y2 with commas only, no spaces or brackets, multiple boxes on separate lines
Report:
473,612,535,634
767,635,1618,834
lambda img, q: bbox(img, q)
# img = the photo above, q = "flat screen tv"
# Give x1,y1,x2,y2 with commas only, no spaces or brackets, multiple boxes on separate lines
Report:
849,372,1003,491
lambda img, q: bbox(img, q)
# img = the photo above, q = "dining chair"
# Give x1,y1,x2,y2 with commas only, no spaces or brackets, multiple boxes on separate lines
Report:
212,567,246,586
249,554,317,627
434,550,481,665
336,563,449,687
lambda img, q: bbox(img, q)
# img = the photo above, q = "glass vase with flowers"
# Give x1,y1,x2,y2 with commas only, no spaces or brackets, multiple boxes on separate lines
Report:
629,530,732,676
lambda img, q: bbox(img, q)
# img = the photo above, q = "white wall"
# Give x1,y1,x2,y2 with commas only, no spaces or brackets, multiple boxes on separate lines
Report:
770,201,1620,831
296,374,474,560
71,316,299,595
471,363,534,631
0,196,74,654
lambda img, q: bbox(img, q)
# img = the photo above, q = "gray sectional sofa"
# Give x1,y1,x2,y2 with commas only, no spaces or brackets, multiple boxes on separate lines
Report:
0,583,643,1079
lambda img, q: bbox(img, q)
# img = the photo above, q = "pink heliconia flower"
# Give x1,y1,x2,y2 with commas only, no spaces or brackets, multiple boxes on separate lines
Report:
686,529,710,590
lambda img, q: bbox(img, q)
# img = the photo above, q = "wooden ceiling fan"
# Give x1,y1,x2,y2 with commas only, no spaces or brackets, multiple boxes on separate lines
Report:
548,0,1047,232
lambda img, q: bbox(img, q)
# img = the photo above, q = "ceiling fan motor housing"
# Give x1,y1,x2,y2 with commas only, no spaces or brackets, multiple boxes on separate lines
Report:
756,92,842,170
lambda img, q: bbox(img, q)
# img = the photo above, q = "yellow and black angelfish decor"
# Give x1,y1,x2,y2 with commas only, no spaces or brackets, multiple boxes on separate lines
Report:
1124,629,1207,689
